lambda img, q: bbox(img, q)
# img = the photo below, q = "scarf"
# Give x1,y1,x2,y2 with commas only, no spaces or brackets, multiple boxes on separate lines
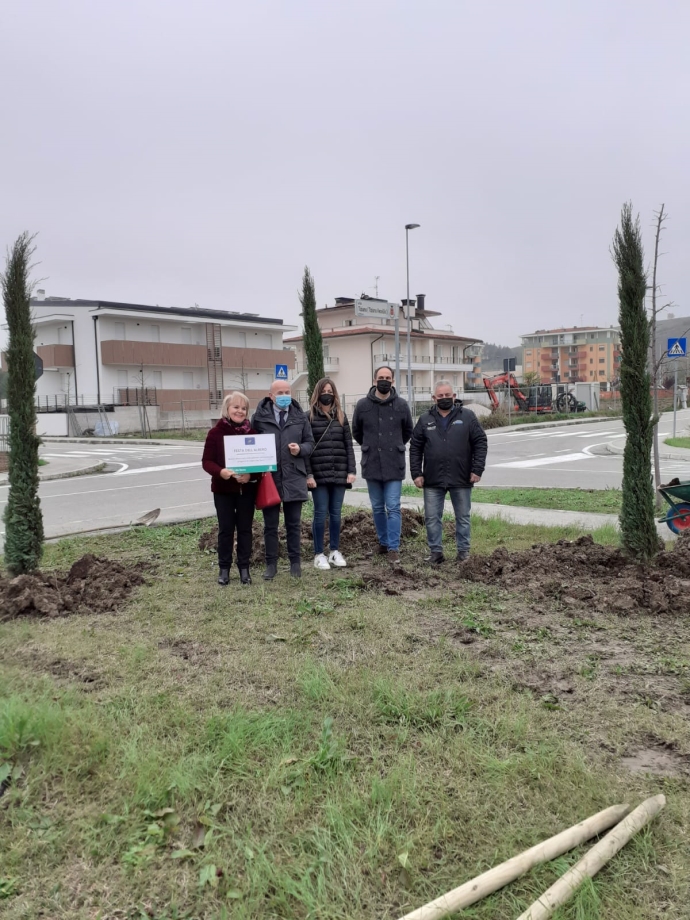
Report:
222,417,252,435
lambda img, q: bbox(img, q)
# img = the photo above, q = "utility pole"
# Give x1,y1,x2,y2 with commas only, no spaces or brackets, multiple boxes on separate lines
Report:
405,223,420,411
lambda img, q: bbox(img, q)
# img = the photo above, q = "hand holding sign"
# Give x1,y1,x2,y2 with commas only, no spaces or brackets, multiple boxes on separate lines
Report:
224,434,278,473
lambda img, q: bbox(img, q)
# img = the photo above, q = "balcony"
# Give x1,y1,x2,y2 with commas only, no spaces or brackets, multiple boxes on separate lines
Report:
295,357,340,373
2,344,75,372
374,353,472,372
101,340,295,370
37,344,75,368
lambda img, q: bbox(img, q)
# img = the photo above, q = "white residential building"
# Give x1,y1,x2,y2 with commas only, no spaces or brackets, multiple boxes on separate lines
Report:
285,295,482,409
2,292,295,414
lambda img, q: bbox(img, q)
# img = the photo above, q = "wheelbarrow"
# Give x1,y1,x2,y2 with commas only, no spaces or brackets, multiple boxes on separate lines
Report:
658,479,690,533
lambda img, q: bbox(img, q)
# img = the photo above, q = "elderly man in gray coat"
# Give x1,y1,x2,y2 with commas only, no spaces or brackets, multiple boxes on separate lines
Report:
252,380,314,579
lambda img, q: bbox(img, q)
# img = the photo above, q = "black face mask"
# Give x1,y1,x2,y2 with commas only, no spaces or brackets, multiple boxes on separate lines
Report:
376,380,392,394
436,397,454,410
318,393,334,406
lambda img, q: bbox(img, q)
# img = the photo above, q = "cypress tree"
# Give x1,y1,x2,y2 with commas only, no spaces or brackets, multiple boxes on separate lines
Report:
611,203,658,562
2,233,43,573
300,266,324,400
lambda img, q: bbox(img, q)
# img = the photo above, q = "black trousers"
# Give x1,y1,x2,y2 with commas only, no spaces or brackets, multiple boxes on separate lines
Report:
214,489,256,569
262,500,303,564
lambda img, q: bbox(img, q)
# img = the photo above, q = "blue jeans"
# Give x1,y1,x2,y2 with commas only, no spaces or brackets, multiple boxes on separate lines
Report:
312,485,347,554
423,487,472,555
366,480,403,551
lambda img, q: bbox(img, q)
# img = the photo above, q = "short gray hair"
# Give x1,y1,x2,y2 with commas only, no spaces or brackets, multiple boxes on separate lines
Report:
433,379,453,394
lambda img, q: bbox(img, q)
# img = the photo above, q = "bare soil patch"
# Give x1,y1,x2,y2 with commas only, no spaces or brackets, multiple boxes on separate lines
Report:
460,534,690,616
0,554,147,621
198,508,426,564
621,743,690,777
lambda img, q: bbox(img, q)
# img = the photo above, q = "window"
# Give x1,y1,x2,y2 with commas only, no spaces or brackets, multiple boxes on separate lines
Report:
182,372,193,389
237,332,247,347
453,375,458,385
117,370,128,387
323,344,330,358
149,325,160,343
344,320,353,327
151,371,162,389
599,358,605,364
259,333,272,349
114,322,125,340
590,359,594,365
181,326,192,344
599,345,605,351
589,346,594,352
525,349,532,356
599,370,606,376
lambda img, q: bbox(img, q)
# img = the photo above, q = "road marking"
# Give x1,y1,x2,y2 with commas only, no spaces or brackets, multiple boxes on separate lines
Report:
10,476,209,501
491,452,592,469
114,462,200,475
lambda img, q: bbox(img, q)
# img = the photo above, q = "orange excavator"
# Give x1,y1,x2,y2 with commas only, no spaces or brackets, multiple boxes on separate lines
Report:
482,372,552,414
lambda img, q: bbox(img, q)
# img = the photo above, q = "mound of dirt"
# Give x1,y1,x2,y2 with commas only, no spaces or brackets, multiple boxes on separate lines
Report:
198,508,426,563
0,554,148,621
461,534,690,616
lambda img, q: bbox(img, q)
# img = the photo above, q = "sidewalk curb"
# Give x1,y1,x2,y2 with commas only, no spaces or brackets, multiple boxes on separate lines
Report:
605,442,690,464
485,415,621,434
41,436,197,446
0,460,107,485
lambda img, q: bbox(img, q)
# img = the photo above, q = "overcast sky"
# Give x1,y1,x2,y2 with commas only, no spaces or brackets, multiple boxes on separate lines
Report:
2,0,689,345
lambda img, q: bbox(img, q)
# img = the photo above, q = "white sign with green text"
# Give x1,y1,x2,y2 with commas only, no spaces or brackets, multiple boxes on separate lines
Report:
224,434,277,473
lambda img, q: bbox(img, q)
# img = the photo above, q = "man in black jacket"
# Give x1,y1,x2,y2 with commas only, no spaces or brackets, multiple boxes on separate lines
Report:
252,380,314,579
352,365,413,562
409,380,488,563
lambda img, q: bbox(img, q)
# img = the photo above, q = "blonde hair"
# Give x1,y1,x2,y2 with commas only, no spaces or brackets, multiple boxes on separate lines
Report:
221,391,250,418
309,377,344,425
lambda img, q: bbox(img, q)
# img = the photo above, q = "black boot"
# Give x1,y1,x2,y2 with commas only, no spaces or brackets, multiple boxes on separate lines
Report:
263,562,278,581
218,567,230,586
239,567,251,585
290,561,302,578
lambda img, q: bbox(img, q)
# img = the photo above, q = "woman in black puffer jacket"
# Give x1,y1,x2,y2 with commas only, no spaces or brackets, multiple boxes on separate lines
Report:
305,378,357,569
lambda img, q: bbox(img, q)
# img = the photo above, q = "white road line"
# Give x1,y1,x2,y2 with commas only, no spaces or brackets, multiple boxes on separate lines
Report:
114,462,200,476
9,476,208,501
491,452,592,469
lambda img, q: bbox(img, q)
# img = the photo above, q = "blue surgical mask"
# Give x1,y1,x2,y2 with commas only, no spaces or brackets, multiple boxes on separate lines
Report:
275,395,292,409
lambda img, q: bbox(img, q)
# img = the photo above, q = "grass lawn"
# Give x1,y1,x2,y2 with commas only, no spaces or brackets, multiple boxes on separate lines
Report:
398,485,622,514
664,438,690,450
0,512,687,919
472,487,622,515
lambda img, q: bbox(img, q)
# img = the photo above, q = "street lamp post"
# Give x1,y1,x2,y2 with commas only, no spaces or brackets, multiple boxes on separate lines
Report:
404,223,420,411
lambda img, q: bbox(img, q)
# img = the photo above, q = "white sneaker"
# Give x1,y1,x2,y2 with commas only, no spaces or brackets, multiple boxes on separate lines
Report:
314,553,331,570
328,550,347,567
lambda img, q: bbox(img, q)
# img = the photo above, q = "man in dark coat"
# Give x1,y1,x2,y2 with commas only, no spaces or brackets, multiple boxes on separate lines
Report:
352,365,413,562
410,380,488,564
251,380,314,579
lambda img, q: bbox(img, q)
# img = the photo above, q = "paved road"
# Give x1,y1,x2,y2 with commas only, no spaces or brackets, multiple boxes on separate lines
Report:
1,415,689,546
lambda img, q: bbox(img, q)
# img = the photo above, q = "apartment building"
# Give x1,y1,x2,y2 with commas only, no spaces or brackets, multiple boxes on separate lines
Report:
3,291,295,410
285,294,482,406
521,326,621,385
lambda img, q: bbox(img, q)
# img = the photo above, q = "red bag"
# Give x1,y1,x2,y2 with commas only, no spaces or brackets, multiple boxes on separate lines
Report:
255,472,281,510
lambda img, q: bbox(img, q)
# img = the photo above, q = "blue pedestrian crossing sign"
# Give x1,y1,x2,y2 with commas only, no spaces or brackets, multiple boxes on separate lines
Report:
275,364,289,380
668,338,687,358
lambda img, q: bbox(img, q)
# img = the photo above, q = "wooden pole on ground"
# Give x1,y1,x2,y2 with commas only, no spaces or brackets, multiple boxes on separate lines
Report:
515,794,666,920
397,803,630,920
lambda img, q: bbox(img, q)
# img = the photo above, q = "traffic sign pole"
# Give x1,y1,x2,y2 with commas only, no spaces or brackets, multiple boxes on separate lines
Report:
667,338,686,438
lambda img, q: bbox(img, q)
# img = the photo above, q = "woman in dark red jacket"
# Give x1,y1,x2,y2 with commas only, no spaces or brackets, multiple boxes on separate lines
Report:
202,391,258,586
